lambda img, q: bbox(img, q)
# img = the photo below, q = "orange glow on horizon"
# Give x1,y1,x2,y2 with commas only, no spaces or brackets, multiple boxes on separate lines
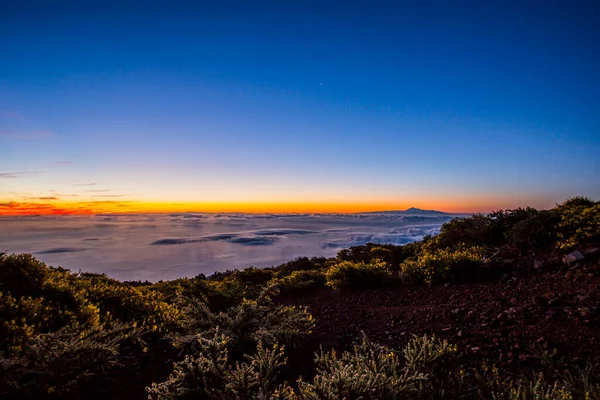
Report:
0,196,551,216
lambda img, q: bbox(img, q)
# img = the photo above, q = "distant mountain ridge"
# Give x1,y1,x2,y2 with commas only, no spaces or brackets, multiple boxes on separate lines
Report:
359,207,451,216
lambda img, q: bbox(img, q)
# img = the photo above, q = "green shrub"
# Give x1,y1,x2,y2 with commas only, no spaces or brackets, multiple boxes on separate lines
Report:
272,270,327,294
336,245,373,264
206,271,273,308
231,267,275,285
148,330,295,400
274,257,330,277
557,203,600,250
299,334,598,400
0,323,142,398
401,244,486,284
176,285,314,355
325,261,391,290
488,207,540,244
0,292,55,349
150,276,210,304
505,210,560,251
337,243,422,271
434,214,492,249
476,364,597,400
0,253,182,352
298,333,457,399
0,253,49,298
557,196,596,210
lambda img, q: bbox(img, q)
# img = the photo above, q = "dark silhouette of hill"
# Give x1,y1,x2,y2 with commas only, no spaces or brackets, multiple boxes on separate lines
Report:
359,206,454,215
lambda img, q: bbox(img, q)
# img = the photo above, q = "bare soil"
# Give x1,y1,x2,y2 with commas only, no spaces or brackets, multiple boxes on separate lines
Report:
280,248,600,379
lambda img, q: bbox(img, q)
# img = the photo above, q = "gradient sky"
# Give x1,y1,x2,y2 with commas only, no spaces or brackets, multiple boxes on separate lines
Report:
1,1,599,215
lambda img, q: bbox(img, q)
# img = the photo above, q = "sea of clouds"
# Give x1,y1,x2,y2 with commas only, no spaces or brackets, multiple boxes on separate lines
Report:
0,212,461,281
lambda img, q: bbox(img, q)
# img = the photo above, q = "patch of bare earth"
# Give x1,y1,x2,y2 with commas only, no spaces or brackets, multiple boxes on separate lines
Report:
280,248,600,378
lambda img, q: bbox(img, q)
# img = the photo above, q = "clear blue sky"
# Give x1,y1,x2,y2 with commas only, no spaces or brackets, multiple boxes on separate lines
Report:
1,1,599,214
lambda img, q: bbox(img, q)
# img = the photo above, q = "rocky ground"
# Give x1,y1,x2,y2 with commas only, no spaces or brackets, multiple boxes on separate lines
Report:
280,244,600,380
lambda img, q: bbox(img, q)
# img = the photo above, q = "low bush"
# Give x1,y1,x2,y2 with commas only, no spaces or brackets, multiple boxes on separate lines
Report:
175,285,314,355
488,207,540,245
148,330,295,400
337,243,423,271
0,323,143,398
298,333,458,399
505,209,561,251
273,270,327,294
434,214,492,249
0,252,49,298
0,253,182,351
401,244,486,284
325,261,392,290
557,202,600,250
274,257,330,277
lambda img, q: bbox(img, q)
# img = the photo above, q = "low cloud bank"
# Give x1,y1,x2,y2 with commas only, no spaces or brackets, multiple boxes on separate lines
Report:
1,212,457,281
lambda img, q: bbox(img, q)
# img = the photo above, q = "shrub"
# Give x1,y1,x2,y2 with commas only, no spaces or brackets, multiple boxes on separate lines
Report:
557,196,596,210
298,333,457,399
273,270,327,294
401,244,486,284
325,261,392,290
0,323,142,398
435,214,493,249
231,267,275,285
0,292,55,350
403,334,458,373
79,276,183,333
0,253,182,352
150,276,211,304
337,243,422,270
299,334,597,400
274,257,330,277
176,285,314,355
147,331,295,400
505,210,561,251
488,207,540,245
206,271,272,308
0,253,49,298
336,245,373,264
557,203,600,250
476,365,590,400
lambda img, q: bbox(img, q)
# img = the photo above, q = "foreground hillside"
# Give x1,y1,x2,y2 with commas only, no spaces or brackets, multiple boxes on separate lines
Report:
1,197,599,399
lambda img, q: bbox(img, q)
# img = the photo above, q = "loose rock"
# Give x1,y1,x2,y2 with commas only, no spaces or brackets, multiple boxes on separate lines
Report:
563,251,585,266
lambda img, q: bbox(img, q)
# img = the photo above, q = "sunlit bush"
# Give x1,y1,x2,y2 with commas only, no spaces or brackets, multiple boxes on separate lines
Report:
401,244,486,284
0,253,182,351
325,261,392,290
272,270,327,294
557,201,600,250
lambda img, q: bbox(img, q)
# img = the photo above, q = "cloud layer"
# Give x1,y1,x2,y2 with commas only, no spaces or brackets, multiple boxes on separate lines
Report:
0,212,459,282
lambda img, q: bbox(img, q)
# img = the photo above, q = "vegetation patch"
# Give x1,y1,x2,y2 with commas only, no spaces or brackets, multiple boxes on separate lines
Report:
325,261,392,290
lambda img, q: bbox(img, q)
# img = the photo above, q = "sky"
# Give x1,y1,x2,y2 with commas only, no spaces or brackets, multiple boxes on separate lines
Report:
1,1,599,215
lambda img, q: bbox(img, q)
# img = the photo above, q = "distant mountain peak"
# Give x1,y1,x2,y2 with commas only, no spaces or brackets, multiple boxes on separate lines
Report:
360,207,450,215
404,207,445,214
